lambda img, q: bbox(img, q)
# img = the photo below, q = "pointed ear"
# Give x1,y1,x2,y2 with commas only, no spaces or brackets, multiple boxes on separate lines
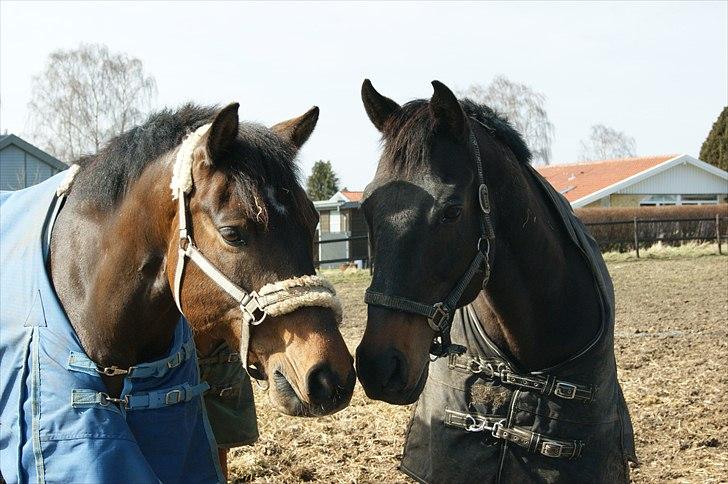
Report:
430,81,466,141
361,79,401,132
271,106,319,149
207,103,240,161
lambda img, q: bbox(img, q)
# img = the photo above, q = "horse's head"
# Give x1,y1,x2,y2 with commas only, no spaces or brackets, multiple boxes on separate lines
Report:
356,80,490,404
169,104,354,416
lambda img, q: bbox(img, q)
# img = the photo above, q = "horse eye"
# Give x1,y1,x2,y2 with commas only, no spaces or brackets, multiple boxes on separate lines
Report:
218,226,246,246
442,205,463,222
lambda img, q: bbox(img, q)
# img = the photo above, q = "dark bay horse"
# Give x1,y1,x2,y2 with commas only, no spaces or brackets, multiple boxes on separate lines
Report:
355,80,636,483
0,103,354,482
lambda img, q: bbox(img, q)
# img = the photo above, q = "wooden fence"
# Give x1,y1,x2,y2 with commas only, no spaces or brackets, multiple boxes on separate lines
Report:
314,215,727,267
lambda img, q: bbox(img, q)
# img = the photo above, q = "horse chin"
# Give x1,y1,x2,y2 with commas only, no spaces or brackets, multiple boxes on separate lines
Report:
391,358,429,405
268,369,348,417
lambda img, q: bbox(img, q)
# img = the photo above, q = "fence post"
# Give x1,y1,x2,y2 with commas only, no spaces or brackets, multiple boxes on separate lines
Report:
717,214,722,255
633,217,640,258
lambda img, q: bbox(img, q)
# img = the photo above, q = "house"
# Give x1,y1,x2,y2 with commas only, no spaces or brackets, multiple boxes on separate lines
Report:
537,154,728,208
313,189,368,268
0,134,66,191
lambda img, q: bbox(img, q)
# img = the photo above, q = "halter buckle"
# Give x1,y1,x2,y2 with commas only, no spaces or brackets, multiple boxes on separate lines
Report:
429,303,450,332
241,295,267,325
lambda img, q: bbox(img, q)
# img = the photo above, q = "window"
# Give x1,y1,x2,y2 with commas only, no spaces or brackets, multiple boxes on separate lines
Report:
639,194,719,206
680,194,718,205
640,195,677,206
330,210,341,232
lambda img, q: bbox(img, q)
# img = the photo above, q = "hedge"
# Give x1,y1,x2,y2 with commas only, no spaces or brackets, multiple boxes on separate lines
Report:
574,205,728,252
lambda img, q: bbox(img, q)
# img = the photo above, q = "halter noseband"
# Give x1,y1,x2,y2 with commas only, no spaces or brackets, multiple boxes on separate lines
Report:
171,124,342,377
364,118,496,358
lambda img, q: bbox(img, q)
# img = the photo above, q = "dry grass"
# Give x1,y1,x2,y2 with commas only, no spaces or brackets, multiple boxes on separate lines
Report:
229,255,728,483
602,241,725,262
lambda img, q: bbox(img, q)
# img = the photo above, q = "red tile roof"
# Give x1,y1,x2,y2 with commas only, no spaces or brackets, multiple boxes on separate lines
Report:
340,189,363,202
536,155,678,202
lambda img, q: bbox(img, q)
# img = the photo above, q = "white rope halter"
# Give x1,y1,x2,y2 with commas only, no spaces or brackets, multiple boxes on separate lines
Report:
170,125,342,376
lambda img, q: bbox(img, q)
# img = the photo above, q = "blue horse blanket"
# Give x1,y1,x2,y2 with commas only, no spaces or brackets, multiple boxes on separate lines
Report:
0,173,223,483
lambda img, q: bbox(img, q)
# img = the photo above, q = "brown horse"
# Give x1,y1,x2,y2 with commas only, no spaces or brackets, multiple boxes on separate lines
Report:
50,102,355,416
355,80,635,482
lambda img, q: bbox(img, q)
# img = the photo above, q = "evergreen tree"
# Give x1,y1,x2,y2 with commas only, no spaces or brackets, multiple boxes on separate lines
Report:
700,107,727,171
306,160,340,201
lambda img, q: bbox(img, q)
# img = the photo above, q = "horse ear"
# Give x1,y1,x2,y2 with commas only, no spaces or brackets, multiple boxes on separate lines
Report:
271,106,320,149
430,81,466,141
207,103,240,161
361,79,401,132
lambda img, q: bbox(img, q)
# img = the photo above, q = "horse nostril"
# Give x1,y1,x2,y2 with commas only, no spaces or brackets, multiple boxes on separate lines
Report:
306,363,338,404
381,349,408,392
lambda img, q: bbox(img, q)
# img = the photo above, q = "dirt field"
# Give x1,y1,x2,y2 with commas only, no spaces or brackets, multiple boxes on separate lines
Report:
229,254,728,483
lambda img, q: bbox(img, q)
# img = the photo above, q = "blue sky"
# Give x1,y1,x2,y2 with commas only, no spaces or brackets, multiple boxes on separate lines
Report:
1,1,726,189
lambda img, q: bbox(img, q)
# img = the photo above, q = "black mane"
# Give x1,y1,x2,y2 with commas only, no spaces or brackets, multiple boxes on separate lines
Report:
379,98,531,175
71,104,302,222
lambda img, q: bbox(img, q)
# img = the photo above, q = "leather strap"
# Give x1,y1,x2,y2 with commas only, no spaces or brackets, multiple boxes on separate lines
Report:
444,409,584,459
448,354,595,403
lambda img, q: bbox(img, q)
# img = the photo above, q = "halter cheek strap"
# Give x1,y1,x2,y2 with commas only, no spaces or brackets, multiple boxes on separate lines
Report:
364,118,496,358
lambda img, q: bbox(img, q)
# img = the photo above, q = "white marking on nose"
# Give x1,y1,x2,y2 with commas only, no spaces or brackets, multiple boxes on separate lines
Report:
265,186,287,215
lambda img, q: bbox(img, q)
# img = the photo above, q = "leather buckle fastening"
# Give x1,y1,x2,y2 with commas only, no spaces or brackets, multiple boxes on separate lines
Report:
165,389,182,405
541,441,565,458
554,382,578,399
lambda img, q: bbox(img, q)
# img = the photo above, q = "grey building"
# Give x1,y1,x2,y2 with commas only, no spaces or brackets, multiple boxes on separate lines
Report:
0,134,66,191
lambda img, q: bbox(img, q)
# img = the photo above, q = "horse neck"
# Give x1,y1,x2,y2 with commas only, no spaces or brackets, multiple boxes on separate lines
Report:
470,135,601,370
50,160,180,372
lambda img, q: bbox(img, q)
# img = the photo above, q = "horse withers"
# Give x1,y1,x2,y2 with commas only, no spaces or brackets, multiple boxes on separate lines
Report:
0,103,355,483
355,80,636,483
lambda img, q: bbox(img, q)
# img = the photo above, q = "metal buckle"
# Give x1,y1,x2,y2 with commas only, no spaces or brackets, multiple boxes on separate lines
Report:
241,295,267,325
554,382,578,400
429,303,450,331
477,237,490,255
99,393,128,407
491,421,506,439
165,389,182,405
96,366,129,377
179,234,193,252
226,352,241,363
464,415,487,433
541,441,565,458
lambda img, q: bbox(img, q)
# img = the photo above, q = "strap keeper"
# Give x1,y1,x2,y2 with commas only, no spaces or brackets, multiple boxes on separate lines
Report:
167,352,183,369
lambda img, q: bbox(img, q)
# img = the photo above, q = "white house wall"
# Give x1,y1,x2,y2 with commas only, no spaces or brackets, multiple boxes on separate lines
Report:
617,162,728,195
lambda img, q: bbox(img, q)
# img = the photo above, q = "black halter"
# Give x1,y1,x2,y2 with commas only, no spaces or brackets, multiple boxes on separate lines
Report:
364,119,496,357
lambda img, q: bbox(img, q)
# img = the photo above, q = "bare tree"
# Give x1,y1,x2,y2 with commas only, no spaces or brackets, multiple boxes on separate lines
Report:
579,124,636,161
460,75,555,165
28,43,157,163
